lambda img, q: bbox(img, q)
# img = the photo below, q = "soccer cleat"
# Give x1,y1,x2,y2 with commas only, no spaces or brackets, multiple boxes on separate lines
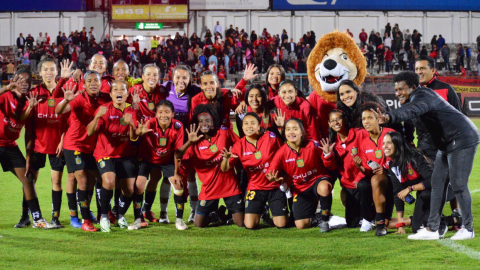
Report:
261,212,275,227
50,219,64,229
375,222,387,236
208,211,220,225
90,211,98,223
188,212,196,224
159,212,170,224
81,219,98,232
100,217,111,233
108,211,117,225
144,211,159,223
360,219,374,232
450,227,475,240
439,222,448,238
318,220,330,233
14,216,31,228
175,219,188,230
70,217,82,228
117,216,128,229
128,218,143,230
32,218,56,229
408,228,439,240
140,215,148,227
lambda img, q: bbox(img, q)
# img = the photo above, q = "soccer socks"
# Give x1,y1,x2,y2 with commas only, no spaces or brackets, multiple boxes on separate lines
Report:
118,194,133,217
188,181,198,213
375,213,386,223
113,188,121,214
160,180,171,213
174,195,185,219
67,192,78,217
318,194,332,221
143,191,156,212
78,189,91,220
100,188,114,218
52,190,62,220
133,193,143,219
26,198,43,222
95,182,102,214
22,194,29,217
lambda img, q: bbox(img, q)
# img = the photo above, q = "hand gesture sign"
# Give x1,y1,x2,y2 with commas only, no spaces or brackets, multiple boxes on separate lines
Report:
220,146,238,160
96,106,108,119
186,123,204,143
7,74,24,97
371,108,388,124
243,64,259,81
130,89,141,109
136,119,153,136
274,108,286,128
320,138,336,155
60,59,75,79
26,92,39,109
62,82,78,102
265,170,284,182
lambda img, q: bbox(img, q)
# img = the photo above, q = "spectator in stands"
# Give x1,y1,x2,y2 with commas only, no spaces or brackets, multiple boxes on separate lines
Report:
359,29,368,47
16,33,25,51
420,46,428,57
6,61,14,80
384,46,393,74
437,35,445,49
412,30,422,53
376,44,385,73
457,44,465,72
214,21,222,35
26,34,34,50
441,44,451,71
430,35,437,49
383,33,392,49
465,46,472,70
303,44,312,59
477,52,480,76
346,29,353,38
368,31,376,47
404,29,411,42
367,42,375,69
385,23,391,37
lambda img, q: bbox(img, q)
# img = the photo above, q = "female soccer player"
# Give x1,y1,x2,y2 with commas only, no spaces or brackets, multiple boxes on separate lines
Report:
56,70,109,232
221,113,288,229
272,80,321,142
321,109,375,229
1,69,54,229
352,102,395,236
86,80,138,233
130,100,188,231
266,119,333,232
235,64,286,99
176,104,244,228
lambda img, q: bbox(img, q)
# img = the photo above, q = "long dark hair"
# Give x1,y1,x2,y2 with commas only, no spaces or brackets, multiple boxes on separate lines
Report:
387,131,428,177
328,109,350,143
264,63,286,95
283,118,307,145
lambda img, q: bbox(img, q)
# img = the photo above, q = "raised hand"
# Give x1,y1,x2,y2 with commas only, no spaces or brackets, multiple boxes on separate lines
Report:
95,106,108,119
130,89,141,109
243,64,259,81
136,119,153,136
320,138,335,155
186,123,204,143
60,59,75,79
26,92,39,109
62,82,78,102
7,74,24,96
274,108,286,128
220,146,238,160
265,170,284,182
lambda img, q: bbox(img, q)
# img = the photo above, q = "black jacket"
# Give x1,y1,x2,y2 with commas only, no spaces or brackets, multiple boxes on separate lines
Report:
388,87,479,152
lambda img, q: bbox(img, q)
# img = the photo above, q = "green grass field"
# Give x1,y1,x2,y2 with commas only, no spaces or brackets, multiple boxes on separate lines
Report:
1,120,480,270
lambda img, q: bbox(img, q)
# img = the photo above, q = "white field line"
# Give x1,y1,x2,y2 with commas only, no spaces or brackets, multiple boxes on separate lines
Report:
438,239,480,261
470,188,480,194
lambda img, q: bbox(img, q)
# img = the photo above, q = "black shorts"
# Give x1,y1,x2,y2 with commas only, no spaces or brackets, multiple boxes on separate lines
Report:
137,161,174,179
196,193,245,216
292,177,330,221
0,146,26,172
64,149,97,174
30,152,65,172
97,157,138,179
245,188,288,216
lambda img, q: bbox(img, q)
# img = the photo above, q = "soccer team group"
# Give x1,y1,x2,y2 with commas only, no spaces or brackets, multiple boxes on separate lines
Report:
0,52,477,240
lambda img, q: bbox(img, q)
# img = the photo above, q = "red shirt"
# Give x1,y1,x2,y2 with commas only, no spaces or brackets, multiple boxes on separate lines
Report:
357,127,394,177
273,96,321,142
93,102,138,160
322,128,364,189
268,141,330,195
138,118,184,164
179,128,241,200
63,92,108,154
308,91,336,140
189,89,239,128
28,84,68,154
230,131,283,191
0,92,28,147
127,84,167,121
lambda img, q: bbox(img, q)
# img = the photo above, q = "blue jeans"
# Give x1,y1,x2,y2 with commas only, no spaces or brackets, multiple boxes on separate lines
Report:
443,57,450,70
385,60,392,72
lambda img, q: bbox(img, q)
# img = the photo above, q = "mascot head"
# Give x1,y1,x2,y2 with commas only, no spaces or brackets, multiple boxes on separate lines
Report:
307,31,366,103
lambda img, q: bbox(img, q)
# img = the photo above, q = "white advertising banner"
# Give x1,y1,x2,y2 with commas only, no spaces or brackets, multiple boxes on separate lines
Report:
189,0,269,10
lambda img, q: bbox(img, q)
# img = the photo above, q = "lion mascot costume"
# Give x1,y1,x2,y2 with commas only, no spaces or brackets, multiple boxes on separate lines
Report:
307,31,367,138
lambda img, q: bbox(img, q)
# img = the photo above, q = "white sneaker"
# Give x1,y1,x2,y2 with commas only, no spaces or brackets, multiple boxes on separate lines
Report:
117,216,128,229
175,219,188,230
100,217,111,233
188,212,195,224
360,219,374,232
408,228,439,240
159,212,170,224
128,218,142,230
451,227,475,240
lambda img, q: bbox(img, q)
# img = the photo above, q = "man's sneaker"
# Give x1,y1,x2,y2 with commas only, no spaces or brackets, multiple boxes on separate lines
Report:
81,219,98,232
108,211,117,225
451,227,475,240
14,216,31,228
90,211,98,223
188,212,195,224
375,222,387,236
128,218,142,230
117,216,128,229
32,218,56,229
360,219,374,232
159,212,170,224
175,219,188,230
51,219,64,229
144,211,159,223
408,228,439,240
70,217,82,228
439,222,448,238
318,220,330,233
100,217,111,233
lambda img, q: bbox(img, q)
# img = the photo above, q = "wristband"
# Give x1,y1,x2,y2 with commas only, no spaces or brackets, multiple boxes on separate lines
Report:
396,222,406,228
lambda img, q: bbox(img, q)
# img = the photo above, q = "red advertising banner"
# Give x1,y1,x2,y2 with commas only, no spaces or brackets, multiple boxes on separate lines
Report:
437,76,480,93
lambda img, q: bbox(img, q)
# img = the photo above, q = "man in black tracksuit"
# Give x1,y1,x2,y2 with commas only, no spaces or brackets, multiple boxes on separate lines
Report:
377,71,479,240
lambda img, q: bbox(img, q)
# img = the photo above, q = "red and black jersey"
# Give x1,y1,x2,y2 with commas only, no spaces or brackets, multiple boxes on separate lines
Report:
28,83,68,155
179,128,240,200
53,76,114,100
268,141,330,195
138,118,184,164
308,91,336,140
235,79,278,100
356,127,394,177
273,96,322,142
127,84,167,121
189,89,239,128
322,128,364,189
230,131,283,191
93,102,138,160
0,92,28,147
63,92,108,154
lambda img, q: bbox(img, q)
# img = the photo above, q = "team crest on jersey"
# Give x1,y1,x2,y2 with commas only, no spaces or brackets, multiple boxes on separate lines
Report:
75,156,82,165
254,151,262,160
47,98,55,107
209,144,218,153
296,159,305,168
375,150,383,159
174,122,182,130
200,200,206,206
148,102,155,111
408,166,414,176
99,160,106,168
352,148,358,156
120,117,127,126
159,138,167,146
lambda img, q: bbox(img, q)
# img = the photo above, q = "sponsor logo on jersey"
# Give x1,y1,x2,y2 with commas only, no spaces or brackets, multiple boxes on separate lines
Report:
199,146,208,150
366,149,374,153
243,152,253,156
286,158,295,163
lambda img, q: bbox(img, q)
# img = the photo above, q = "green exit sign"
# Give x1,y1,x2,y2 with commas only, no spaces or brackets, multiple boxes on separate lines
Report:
136,22,163,30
